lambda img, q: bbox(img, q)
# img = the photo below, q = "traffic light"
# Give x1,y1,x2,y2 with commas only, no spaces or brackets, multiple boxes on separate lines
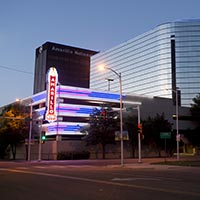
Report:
138,123,144,139
41,132,46,143
100,109,107,118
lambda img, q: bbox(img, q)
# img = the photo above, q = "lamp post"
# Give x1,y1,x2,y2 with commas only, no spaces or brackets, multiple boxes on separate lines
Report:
175,89,180,161
129,105,142,163
100,66,124,166
55,82,61,160
167,88,180,160
56,82,61,141
137,105,142,163
38,119,42,161
28,99,33,161
105,78,114,91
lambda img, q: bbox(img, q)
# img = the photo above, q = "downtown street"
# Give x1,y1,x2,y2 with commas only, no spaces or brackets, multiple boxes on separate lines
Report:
0,158,200,200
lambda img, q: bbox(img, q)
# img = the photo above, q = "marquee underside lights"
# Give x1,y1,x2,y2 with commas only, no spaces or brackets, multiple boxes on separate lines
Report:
45,67,58,122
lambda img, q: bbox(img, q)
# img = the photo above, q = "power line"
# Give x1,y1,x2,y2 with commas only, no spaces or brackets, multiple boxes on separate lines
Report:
0,65,33,75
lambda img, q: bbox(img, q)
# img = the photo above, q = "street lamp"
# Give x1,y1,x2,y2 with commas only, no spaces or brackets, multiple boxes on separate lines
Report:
129,105,142,163
105,78,114,91
137,105,142,163
175,88,180,161
28,100,33,161
167,88,180,160
100,65,124,167
56,82,62,141
55,82,61,160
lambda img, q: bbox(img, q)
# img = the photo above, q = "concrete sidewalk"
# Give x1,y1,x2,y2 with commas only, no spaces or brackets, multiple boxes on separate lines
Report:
1,156,199,170
121,156,200,169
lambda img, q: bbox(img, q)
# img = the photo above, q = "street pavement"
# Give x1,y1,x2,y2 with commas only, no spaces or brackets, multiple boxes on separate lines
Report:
1,156,200,200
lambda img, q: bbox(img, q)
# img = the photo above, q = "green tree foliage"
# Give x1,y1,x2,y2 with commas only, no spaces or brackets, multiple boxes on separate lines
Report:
0,103,30,159
188,94,200,146
190,94,200,121
83,107,118,159
183,128,200,147
125,113,173,157
124,115,138,158
142,113,173,156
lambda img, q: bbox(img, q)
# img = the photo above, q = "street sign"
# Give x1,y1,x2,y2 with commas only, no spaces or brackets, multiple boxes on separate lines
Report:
160,132,171,139
176,134,181,142
115,131,129,141
25,139,35,145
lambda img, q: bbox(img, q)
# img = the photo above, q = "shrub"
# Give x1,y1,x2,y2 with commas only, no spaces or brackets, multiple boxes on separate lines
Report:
57,151,90,160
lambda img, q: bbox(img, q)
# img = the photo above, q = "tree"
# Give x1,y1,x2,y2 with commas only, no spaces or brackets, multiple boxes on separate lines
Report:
124,113,173,157
0,103,30,159
190,94,200,122
82,106,118,159
186,94,200,146
183,128,200,147
124,115,138,158
142,113,173,157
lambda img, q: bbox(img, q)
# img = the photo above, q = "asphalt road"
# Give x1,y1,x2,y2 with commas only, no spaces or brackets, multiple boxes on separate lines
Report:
0,159,200,200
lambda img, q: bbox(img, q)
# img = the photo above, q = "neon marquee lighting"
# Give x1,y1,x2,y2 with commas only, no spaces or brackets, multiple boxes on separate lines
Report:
44,122,88,135
32,92,46,103
57,86,123,101
58,104,96,115
32,85,125,103
38,104,99,117
32,84,127,136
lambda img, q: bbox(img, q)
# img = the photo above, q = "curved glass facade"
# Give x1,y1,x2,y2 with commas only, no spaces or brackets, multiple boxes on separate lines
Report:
90,20,200,107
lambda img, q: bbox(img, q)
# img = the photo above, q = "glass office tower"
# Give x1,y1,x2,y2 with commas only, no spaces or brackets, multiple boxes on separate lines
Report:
90,20,200,107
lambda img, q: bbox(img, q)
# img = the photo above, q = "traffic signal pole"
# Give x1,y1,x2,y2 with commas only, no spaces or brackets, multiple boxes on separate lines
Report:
28,101,33,161
137,106,142,163
38,120,42,161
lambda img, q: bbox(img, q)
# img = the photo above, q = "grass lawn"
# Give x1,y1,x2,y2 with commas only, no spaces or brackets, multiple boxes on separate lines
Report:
152,160,200,167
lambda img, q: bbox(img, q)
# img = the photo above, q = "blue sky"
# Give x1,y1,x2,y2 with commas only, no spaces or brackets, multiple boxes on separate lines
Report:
0,0,200,106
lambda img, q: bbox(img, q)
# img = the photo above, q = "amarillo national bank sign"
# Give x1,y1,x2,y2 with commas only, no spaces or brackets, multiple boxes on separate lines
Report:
45,67,58,122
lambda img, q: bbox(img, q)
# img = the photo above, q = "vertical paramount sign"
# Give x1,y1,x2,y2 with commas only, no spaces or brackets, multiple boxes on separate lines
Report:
45,67,58,122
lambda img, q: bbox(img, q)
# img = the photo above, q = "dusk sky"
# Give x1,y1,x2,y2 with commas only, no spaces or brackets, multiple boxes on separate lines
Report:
1,0,200,106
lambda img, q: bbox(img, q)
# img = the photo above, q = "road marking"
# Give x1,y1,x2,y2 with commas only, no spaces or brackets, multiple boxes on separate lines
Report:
33,165,92,169
33,166,48,169
0,168,12,171
16,167,29,170
50,165,66,168
65,165,92,168
1,168,200,197
112,177,160,181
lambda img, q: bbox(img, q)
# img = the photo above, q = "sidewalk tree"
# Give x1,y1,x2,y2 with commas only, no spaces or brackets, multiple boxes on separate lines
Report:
182,128,200,147
188,94,200,147
190,94,200,123
0,103,30,159
124,115,138,158
124,113,172,157
82,106,118,159
142,113,173,157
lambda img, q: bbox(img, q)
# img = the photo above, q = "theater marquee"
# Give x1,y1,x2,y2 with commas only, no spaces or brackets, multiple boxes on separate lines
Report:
45,67,58,122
